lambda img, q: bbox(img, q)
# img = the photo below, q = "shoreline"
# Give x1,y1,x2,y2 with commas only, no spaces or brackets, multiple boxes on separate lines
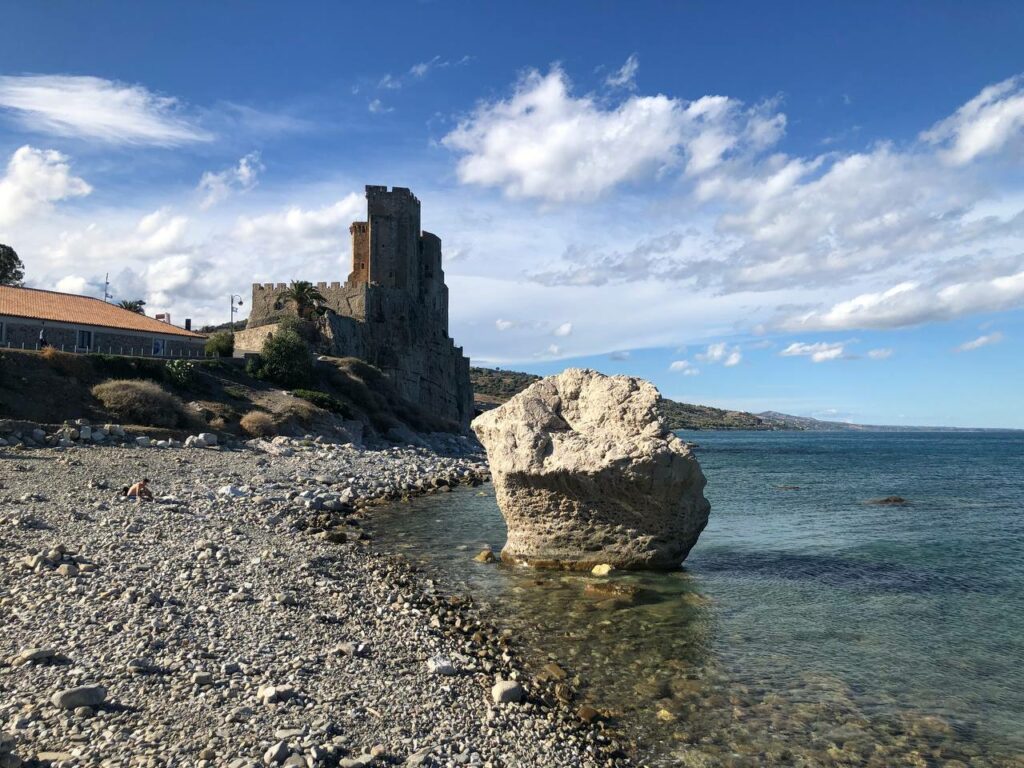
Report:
0,438,632,768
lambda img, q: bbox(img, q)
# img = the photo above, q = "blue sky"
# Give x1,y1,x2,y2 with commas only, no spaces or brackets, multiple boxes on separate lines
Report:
1,1,1023,427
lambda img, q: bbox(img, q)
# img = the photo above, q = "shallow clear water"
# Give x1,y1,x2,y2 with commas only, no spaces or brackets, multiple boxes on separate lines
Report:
371,431,1024,766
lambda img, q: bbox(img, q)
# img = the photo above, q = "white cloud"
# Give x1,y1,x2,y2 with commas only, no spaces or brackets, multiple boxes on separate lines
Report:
783,270,1024,331
605,54,639,90
197,152,264,209
696,341,742,366
922,75,1024,165
410,56,443,78
669,359,699,375
867,347,893,359
54,275,90,294
368,99,392,114
443,66,777,202
0,75,211,145
553,321,573,337
780,341,845,362
609,350,630,360
377,74,402,90
0,145,91,226
956,332,1004,352
234,194,363,245
495,318,514,331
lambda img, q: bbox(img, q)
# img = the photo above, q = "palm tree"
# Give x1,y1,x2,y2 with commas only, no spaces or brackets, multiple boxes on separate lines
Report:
276,280,327,319
117,299,146,314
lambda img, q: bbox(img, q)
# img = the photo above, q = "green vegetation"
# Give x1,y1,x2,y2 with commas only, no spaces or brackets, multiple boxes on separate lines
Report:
469,366,774,431
117,299,146,314
222,385,247,400
0,243,24,286
91,379,187,428
276,280,328,320
246,328,313,388
292,388,351,417
164,359,198,389
205,331,234,358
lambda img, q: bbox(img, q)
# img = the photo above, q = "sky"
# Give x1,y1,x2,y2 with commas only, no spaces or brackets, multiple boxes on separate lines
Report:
1,1,1023,427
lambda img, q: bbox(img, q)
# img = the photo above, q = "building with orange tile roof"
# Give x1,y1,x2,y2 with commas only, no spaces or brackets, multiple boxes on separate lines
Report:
0,284,205,356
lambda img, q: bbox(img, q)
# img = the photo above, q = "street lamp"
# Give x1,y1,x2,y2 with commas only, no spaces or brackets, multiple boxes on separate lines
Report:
230,294,244,336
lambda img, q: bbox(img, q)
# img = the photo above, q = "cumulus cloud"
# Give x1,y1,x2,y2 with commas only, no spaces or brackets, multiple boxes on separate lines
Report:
234,193,362,246
922,75,1024,165
867,348,893,359
669,359,700,375
782,269,1024,331
54,275,91,294
553,321,573,337
491,70,1024,332
0,145,91,226
697,341,742,366
956,331,1004,352
443,66,779,202
605,54,639,90
0,75,211,145
197,152,264,209
780,341,845,362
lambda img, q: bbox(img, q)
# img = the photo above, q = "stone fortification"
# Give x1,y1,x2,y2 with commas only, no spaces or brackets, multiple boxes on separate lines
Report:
244,186,472,428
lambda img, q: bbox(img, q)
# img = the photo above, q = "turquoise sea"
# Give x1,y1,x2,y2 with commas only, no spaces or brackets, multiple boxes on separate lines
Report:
371,431,1024,766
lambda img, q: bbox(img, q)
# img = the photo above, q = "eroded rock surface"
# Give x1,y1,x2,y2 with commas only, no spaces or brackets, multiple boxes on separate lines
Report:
472,368,710,570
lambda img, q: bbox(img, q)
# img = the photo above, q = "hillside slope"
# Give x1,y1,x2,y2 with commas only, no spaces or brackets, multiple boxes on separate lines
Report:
470,367,774,431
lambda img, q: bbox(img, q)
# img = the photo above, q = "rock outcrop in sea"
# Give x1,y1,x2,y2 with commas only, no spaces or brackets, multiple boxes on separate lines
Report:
472,368,710,570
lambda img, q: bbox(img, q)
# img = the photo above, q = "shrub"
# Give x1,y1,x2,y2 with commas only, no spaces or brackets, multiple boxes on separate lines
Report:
240,410,276,437
39,347,92,379
93,355,166,383
223,385,247,400
251,329,312,388
165,359,197,389
205,331,234,358
292,388,351,417
91,379,186,427
277,315,319,344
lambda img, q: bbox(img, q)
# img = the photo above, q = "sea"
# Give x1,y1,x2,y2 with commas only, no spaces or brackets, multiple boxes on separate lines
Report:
370,431,1024,767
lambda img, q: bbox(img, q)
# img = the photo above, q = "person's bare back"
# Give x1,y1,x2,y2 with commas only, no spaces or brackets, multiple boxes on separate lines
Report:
124,479,154,501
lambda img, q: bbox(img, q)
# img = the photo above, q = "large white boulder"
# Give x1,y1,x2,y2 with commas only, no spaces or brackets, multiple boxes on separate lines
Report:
471,368,709,570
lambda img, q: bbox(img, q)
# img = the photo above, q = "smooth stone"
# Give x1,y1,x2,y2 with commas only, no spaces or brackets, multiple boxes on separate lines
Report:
51,685,106,709
491,679,524,705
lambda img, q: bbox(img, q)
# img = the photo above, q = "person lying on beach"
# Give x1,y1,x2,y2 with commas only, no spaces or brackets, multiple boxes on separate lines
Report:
122,479,154,501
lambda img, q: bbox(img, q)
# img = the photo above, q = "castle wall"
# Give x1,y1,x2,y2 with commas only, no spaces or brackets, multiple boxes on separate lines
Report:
349,222,369,284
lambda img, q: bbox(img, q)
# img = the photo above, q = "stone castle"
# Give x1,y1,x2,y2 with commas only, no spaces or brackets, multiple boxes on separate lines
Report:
241,185,473,428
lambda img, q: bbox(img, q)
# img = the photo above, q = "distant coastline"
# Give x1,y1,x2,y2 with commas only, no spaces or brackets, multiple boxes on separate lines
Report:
470,367,1022,433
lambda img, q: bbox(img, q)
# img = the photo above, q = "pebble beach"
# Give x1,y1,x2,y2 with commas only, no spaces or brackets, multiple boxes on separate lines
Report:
0,436,631,768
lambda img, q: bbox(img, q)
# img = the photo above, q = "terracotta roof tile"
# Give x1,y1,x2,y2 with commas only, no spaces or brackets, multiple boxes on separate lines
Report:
0,285,204,339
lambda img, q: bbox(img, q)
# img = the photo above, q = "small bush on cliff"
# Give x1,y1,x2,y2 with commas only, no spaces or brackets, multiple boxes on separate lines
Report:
205,332,234,358
292,388,351,417
248,329,312,389
91,379,186,427
240,410,276,437
165,359,198,389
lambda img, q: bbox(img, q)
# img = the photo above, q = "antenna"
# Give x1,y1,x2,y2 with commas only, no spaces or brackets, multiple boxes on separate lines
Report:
103,273,113,303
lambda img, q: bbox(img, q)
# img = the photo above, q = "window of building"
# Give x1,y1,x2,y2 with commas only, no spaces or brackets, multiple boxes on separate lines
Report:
77,329,92,350
0,321,5,344
152,339,166,356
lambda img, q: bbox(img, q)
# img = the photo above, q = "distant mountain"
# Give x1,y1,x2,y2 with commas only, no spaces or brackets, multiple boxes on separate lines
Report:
471,368,1020,432
756,411,1019,432
471,367,777,431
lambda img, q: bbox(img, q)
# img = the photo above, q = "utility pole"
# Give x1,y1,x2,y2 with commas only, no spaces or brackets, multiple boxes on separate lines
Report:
103,273,113,302
230,294,243,337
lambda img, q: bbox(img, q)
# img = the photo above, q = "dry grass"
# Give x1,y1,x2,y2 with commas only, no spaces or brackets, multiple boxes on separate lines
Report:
91,379,186,428
240,410,276,437
40,347,93,379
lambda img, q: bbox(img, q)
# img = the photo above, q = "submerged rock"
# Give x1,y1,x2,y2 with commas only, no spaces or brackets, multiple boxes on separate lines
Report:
472,368,710,570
